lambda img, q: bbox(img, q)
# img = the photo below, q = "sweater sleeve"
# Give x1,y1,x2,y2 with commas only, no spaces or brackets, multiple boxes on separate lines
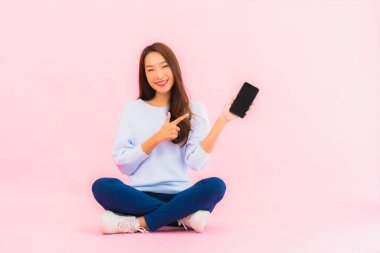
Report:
184,103,212,171
111,103,150,176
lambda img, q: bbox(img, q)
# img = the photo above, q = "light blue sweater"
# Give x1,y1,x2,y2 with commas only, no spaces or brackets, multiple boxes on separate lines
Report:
112,98,211,194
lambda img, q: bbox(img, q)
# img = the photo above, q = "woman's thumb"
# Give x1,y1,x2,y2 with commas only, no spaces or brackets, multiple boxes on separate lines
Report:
165,112,171,123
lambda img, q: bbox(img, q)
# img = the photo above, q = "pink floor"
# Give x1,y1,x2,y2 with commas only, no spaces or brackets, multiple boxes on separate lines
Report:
1,194,379,253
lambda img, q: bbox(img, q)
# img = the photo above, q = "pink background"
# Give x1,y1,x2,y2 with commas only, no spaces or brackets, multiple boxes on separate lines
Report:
1,0,379,252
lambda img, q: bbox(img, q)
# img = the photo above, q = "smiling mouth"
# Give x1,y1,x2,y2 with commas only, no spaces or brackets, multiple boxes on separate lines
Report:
155,80,168,87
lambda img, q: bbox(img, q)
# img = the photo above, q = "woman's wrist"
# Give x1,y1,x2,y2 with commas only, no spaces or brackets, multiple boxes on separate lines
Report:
217,115,230,125
153,132,163,143
142,133,162,155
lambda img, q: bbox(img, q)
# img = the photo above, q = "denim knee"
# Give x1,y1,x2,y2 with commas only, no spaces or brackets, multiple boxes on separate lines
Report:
91,177,119,197
203,177,227,200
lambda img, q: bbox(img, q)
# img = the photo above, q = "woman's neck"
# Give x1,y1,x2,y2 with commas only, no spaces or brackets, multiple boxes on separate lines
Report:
148,93,170,107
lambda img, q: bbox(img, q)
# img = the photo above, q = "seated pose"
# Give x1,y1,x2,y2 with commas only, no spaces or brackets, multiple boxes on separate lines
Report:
91,42,252,234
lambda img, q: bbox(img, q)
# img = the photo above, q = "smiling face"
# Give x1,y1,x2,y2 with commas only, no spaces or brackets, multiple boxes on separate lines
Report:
144,51,175,95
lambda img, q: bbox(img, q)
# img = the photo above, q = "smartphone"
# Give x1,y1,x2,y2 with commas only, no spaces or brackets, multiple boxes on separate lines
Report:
229,82,259,118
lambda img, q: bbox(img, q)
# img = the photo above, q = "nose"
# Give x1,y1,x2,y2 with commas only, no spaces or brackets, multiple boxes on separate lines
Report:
156,69,165,79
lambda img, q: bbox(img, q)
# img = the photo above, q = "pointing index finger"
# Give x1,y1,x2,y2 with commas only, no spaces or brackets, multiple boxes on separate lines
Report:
171,113,189,125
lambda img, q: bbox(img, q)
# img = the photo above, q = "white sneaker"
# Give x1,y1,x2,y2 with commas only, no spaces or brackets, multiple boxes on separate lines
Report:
177,210,211,233
101,210,148,234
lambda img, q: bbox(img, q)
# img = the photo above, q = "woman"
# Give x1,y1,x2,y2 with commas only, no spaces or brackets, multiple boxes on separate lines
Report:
91,42,252,234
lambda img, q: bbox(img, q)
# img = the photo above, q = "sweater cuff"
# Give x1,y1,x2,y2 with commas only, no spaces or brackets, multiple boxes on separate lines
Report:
192,144,211,169
138,144,150,158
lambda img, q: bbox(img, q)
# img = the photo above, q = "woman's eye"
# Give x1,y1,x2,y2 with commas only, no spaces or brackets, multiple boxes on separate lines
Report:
162,65,168,68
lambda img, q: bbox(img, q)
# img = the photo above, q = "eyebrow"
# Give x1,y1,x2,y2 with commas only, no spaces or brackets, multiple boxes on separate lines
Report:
145,61,167,68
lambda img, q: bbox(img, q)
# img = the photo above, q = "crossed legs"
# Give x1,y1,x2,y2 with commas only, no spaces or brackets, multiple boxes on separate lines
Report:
91,177,226,232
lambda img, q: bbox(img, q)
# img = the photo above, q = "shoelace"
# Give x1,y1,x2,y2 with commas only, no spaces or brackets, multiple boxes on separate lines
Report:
177,215,191,230
117,218,149,233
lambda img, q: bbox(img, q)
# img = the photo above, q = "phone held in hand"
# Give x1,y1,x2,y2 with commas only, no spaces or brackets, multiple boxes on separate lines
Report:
229,82,259,118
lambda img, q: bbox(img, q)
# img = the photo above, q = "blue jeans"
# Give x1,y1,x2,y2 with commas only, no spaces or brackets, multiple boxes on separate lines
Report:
91,177,226,232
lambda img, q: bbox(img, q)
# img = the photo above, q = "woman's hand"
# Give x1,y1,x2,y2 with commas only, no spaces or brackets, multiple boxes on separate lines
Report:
219,96,253,123
154,112,189,142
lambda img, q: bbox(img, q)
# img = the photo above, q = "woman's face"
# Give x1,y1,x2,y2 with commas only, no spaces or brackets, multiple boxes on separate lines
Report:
144,52,174,94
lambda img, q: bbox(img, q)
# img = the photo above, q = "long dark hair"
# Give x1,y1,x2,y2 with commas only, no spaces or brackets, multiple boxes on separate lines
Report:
138,42,192,147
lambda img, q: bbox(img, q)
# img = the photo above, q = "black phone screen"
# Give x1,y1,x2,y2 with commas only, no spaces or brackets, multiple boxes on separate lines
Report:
229,82,259,118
